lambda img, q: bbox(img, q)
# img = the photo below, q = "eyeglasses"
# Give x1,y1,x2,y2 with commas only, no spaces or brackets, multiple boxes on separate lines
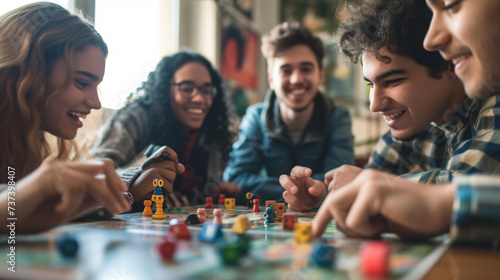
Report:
170,81,216,99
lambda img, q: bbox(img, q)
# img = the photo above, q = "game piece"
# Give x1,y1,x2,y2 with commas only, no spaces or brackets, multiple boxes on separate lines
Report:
142,200,153,216
218,194,226,205
213,209,223,225
197,208,208,224
185,214,200,225
198,222,223,243
245,192,254,208
360,241,390,278
57,235,79,259
264,204,274,225
168,222,191,239
232,215,251,234
224,198,235,210
157,233,177,262
282,213,299,230
265,200,277,217
151,179,166,219
217,239,241,266
205,197,214,208
275,203,286,217
294,222,312,243
252,199,260,212
310,243,336,268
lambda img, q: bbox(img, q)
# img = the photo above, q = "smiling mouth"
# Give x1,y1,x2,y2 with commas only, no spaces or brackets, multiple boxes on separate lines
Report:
67,110,87,120
290,89,306,95
186,108,205,115
451,54,471,65
382,110,405,121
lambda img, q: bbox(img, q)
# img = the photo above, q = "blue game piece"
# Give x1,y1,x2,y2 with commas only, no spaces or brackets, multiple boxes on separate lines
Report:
310,243,336,268
264,204,274,225
57,236,79,259
198,222,223,243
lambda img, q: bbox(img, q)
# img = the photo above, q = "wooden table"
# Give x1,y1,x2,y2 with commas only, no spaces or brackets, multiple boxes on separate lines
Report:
424,245,500,279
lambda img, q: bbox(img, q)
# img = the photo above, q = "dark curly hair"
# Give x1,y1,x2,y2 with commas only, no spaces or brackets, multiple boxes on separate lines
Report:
261,22,324,70
337,0,450,78
127,51,234,165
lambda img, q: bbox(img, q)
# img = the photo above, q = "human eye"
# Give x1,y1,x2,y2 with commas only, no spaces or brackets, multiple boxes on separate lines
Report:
280,68,292,76
75,79,90,89
442,0,461,12
178,82,195,94
201,85,214,96
386,78,405,86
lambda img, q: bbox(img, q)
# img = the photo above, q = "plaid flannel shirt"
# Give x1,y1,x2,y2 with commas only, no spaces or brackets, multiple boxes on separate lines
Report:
366,95,500,184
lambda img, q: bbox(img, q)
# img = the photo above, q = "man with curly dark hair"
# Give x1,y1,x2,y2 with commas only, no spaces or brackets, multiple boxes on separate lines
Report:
224,22,355,204
91,51,240,210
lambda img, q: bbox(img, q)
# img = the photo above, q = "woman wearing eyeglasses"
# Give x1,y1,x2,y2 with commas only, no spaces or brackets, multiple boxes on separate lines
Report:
91,51,239,210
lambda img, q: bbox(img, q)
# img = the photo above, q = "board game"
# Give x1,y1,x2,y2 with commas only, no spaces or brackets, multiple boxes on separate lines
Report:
0,205,449,280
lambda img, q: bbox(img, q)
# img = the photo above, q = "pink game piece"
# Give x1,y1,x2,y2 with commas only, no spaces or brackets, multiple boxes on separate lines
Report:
213,209,223,225
197,208,208,223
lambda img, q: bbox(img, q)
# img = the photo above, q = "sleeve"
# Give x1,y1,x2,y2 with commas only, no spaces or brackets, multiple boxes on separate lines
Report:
403,97,500,184
223,105,284,203
450,175,500,242
311,106,355,181
90,104,152,167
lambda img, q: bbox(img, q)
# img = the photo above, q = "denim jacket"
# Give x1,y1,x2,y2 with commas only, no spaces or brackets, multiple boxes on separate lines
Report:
223,90,354,204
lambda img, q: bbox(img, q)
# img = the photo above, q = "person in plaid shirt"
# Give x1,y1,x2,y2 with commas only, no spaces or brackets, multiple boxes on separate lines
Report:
283,0,500,242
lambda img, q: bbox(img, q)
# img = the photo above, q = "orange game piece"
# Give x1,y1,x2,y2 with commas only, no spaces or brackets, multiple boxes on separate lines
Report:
142,200,153,216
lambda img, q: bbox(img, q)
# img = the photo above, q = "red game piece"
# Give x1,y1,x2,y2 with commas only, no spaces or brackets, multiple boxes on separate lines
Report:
218,194,226,205
205,197,214,208
252,199,260,212
213,208,223,225
360,241,390,277
282,213,298,230
197,208,207,223
157,233,177,262
168,223,191,239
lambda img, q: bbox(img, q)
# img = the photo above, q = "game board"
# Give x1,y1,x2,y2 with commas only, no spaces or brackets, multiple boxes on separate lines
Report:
0,205,449,280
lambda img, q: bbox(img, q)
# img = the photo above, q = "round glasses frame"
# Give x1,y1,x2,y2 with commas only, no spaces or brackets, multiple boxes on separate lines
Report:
170,81,217,99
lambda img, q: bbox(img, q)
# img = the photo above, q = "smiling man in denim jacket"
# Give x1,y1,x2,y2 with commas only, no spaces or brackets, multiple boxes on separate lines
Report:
223,22,354,204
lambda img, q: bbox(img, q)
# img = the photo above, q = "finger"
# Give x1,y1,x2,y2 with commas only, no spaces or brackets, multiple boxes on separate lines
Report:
176,163,185,174
308,180,327,197
141,146,179,169
100,159,130,208
283,190,308,212
164,195,174,209
79,173,129,214
311,195,335,238
290,166,312,178
345,184,386,237
279,175,298,194
324,169,335,186
181,195,190,206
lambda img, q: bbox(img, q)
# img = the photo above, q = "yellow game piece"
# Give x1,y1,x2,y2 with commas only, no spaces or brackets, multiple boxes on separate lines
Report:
151,179,166,219
294,222,312,244
232,215,251,234
225,198,235,210
142,200,153,216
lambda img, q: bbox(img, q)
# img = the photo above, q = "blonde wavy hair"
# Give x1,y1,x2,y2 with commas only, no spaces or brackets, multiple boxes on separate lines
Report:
0,2,108,183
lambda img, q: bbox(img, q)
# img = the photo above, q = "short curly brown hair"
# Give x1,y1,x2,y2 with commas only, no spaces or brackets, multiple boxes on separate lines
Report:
337,0,450,79
261,22,324,71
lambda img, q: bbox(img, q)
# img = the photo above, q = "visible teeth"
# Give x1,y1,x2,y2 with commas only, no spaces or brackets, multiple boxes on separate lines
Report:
291,90,305,95
67,111,86,119
452,54,469,65
383,111,403,121
187,108,203,115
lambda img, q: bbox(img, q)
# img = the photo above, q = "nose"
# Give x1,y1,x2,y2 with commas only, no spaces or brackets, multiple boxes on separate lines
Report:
369,86,390,113
289,69,304,84
86,87,102,110
424,13,450,52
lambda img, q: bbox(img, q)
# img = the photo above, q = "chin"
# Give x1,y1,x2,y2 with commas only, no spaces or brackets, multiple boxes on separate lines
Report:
391,130,417,142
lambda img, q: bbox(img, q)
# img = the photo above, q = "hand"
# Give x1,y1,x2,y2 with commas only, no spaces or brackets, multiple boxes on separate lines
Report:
0,159,131,233
280,166,327,211
312,169,455,239
130,146,185,202
324,164,362,191
217,182,242,198
163,191,190,209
